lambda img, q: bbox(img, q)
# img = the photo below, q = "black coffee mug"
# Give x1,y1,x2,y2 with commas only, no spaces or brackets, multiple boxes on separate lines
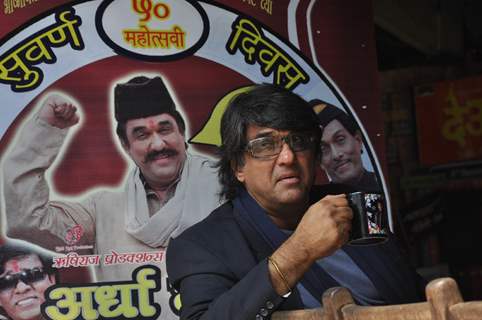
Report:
346,192,388,245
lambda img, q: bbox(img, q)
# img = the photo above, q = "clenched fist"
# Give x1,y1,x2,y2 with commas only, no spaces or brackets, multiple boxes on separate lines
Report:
292,194,353,261
267,194,354,295
38,93,80,129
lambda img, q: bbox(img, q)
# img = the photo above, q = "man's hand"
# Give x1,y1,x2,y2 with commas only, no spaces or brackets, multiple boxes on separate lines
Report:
292,194,353,261
268,194,352,296
38,94,80,129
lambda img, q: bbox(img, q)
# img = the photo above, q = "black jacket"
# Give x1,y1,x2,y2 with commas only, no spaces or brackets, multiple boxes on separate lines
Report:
167,197,424,320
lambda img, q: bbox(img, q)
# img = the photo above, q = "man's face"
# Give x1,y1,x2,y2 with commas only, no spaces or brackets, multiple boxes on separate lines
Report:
235,125,316,215
123,113,187,188
320,119,363,184
0,255,55,320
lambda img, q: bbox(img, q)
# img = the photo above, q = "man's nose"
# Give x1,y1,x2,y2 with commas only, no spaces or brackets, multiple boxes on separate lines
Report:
150,133,166,150
331,145,343,160
14,280,32,293
277,142,295,165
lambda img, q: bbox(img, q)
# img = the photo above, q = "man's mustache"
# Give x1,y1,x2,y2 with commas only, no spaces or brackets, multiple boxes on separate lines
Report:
144,149,178,163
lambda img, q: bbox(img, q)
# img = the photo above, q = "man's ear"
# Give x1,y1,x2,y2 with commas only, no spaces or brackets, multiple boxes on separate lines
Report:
354,131,363,151
121,139,130,154
232,160,245,183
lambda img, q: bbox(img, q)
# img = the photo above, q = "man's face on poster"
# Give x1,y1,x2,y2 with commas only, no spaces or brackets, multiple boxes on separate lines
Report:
0,255,55,320
124,113,187,187
320,119,364,184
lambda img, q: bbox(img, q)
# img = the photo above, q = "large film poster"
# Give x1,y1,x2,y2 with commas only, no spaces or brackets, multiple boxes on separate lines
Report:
0,1,385,319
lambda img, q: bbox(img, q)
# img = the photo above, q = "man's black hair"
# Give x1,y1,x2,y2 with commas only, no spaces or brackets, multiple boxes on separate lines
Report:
309,99,358,135
0,243,56,276
217,84,321,200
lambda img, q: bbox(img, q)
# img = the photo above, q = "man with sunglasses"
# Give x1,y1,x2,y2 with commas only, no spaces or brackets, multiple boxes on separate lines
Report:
0,243,56,320
166,84,423,319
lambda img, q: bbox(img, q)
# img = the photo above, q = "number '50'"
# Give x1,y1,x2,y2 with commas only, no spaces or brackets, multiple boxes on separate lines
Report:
132,0,170,22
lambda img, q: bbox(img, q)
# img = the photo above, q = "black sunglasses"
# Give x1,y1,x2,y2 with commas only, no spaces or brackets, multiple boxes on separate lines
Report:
0,268,48,292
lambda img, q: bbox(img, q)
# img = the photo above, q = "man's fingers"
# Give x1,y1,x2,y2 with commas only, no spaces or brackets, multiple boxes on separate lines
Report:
320,194,350,208
50,102,66,115
310,195,353,222
40,94,80,129
71,114,80,125
337,217,352,245
63,105,77,119
51,103,77,120
335,206,353,222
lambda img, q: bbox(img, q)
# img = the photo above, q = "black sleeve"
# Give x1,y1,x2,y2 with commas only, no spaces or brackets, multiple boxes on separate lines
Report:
166,236,285,320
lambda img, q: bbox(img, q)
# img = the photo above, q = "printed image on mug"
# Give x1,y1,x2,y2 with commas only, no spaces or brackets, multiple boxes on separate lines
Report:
347,192,388,245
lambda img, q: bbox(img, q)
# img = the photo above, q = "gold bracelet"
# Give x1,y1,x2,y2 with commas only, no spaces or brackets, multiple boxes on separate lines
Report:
268,256,291,294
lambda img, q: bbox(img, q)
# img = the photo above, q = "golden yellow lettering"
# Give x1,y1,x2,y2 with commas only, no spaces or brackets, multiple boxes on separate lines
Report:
261,0,272,15
136,266,159,317
42,266,161,320
442,87,467,147
274,60,308,89
0,51,40,90
114,284,141,318
465,100,482,137
72,287,98,320
44,287,82,320
226,17,309,90
227,18,263,63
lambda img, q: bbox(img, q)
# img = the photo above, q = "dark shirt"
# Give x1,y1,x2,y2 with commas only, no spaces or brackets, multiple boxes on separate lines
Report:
356,170,381,193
